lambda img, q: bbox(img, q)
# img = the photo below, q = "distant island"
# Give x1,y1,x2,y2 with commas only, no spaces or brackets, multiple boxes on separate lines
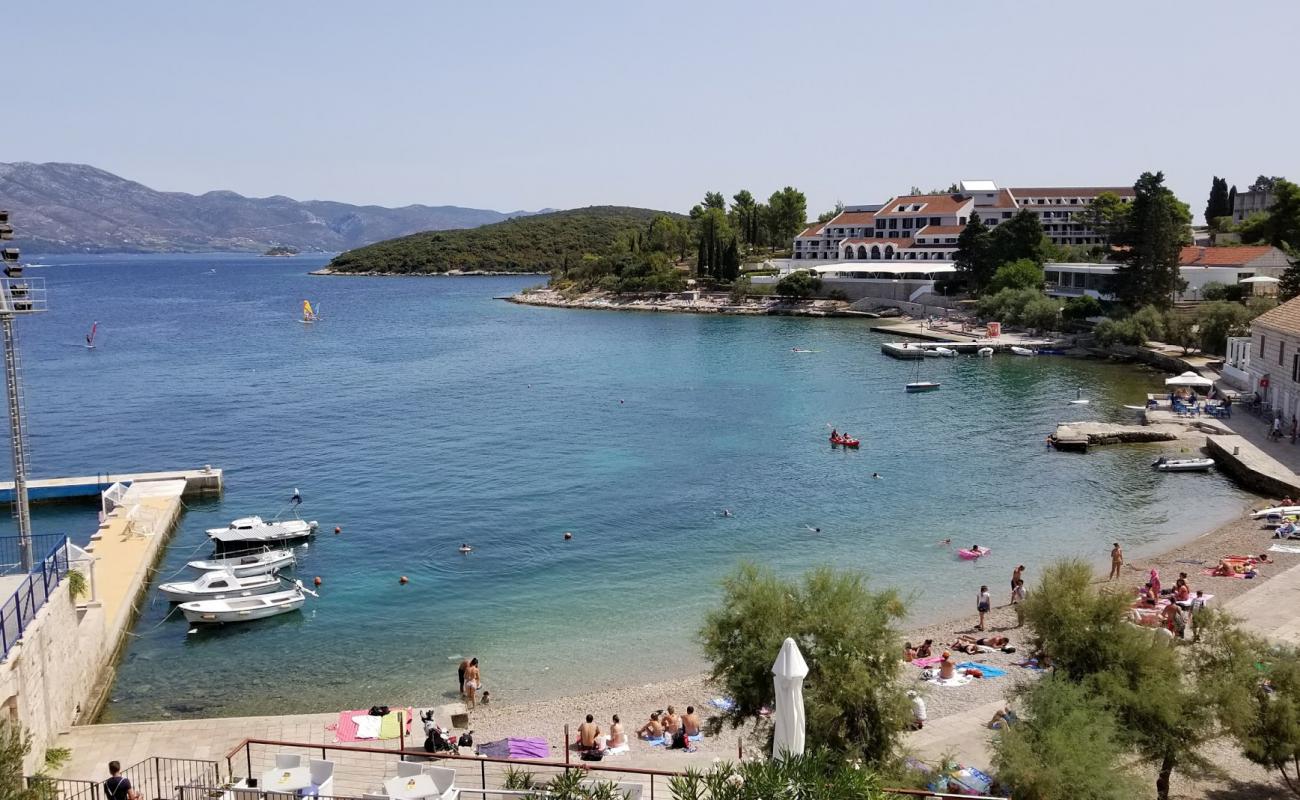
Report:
323,206,680,275
0,161,552,254
262,245,299,257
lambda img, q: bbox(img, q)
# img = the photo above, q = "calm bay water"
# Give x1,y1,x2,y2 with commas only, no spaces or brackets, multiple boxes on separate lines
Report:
0,253,1251,721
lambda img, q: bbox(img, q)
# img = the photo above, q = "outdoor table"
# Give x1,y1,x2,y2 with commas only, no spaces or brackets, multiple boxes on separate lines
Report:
261,767,313,794
384,773,439,800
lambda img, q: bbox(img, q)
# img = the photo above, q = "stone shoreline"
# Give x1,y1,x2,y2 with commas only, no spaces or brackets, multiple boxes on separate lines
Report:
505,288,870,317
309,268,549,277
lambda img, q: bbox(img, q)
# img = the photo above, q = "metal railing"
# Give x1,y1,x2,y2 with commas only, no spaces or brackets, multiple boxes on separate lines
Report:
0,533,73,576
174,790,360,800
0,536,71,660
26,775,101,800
122,757,223,800
222,739,1005,800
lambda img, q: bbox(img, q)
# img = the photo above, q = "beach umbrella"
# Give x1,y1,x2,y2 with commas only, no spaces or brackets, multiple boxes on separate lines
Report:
1165,371,1213,388
772,637,809,758
1240,276,1280,283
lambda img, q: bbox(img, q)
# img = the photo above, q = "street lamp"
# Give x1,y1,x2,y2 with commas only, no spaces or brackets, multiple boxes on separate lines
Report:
0,212,48,571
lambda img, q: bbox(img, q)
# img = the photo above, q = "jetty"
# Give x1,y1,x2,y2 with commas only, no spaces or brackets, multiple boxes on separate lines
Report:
0,467,222,504
880,340,1057,359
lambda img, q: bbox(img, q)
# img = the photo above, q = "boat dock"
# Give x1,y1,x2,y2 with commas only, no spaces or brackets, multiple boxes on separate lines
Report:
0,467,223,505
880,340,1057,359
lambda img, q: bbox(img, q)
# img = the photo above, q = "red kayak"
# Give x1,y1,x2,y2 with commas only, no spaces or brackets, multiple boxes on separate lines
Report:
830,435,860,448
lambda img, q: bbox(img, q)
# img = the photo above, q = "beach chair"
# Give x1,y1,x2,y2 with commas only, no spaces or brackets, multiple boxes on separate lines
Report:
308,759,335,797
424,766,458,800
275,754,303,770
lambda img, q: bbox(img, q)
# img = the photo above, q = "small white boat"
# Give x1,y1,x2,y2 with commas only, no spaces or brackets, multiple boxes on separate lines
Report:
977,347,994,357
934,347,957,357
1152,457,1215,473
1010,346,1036,356
1123,404,1148,411
188,549,295,577
1253,505,1300,520
922,348,944,358
207,516,317,546
906,381,941,393
180,587,306,624
159,569,283,602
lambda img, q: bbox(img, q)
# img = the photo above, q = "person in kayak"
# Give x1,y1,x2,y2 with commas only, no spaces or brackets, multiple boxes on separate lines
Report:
830,429,838,440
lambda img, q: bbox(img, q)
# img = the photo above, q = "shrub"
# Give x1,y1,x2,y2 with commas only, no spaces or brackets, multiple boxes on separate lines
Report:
1196,301,1253,355
826,289,850,302
774,271,823,298
1020,295,1061,333
1198,281,1243,302
668,751,886,800
987,259,1045,293
1129,305,1167,342
976,288,1040,325
1062,295,1102,321
700,564,910,766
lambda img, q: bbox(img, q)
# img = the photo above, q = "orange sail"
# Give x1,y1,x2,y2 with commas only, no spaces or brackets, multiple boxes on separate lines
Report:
302,300,315,321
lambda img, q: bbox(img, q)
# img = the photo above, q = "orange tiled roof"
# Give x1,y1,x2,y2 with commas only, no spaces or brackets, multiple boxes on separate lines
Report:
1178,246,1276,267
916,225,965,236
796,223,824,238
1009,186,1136,199
825,210,878,226
1252,295,1300,334
876,194,970,215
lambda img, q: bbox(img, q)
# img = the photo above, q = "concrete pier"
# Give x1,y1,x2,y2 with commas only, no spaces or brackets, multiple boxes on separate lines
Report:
0,467,223,504
1049,421,1184,450
1206,435,1300,498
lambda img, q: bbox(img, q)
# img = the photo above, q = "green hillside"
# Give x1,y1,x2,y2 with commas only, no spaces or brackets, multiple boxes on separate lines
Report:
326,206,678,274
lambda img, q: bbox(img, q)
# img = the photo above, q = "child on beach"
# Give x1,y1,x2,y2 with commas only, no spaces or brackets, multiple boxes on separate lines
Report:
976,586,991,630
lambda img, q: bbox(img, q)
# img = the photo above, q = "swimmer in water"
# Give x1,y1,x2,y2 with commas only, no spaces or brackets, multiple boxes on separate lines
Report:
938,538,952,547
721,509,733,517
805,525,821,533
872,472,882,480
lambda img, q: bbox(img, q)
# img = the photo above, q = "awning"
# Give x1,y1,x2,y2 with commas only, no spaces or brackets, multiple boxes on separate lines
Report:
1240,276,1280,284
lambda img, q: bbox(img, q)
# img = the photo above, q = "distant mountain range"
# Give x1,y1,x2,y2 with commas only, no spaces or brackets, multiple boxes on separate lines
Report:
0,162,552,254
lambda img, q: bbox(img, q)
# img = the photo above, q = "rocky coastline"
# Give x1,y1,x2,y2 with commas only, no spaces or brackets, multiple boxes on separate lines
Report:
310,268,548,277
505,287,872,317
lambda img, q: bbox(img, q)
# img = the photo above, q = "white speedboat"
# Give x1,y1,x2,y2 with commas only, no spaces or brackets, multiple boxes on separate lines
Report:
906,381,941,393
188,549,295,577
934,347,957,357
1010,346,1036,356
922,348,943,358
1152,457,1214,472
1251,505,1300,519
977,347,994,357
206,516,317,547
159,569,283,603
180,586,306,624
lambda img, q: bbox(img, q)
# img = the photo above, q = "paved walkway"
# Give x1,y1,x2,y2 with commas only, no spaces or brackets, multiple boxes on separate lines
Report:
1226,559,1300,645
1223,411,1300,477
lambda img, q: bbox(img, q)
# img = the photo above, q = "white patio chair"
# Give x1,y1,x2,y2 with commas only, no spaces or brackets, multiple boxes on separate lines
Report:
308,759,335,797
396,762,423,778
424,766,459,800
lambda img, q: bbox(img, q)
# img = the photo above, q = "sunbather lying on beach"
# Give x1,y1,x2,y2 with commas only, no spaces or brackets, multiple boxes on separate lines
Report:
988,705,1019,730
951,634,1009,653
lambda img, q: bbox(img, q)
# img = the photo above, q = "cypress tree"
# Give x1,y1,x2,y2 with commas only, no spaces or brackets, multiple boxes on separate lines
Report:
1205,177,1230,224
1227,185,1238,221
1111,171,1192,309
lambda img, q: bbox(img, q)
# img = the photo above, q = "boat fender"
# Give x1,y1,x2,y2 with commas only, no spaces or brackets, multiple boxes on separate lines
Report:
399,575,409,585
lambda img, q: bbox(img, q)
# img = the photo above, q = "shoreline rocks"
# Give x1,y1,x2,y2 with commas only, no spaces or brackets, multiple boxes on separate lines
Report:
505,288,869,317
309,268,549,277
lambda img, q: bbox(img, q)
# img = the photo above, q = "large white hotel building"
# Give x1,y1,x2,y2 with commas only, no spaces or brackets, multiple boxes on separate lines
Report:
791,180,1135,263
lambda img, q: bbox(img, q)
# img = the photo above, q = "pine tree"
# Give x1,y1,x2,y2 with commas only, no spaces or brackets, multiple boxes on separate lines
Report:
954,212,995,292
1111,171,1192,309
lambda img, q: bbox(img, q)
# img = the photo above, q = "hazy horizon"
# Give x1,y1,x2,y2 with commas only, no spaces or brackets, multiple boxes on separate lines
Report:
8,0,1298,220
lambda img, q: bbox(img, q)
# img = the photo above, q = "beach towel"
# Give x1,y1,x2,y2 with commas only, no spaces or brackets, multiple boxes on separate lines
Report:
911,655,944,669
1013,658,1045,671
477,738,549,760
707,697,735,711
378,709,407,740
351,715,381,740
1201,568,1255,579
954,662,1007,679
926,674,973,688
1271,543,1300,554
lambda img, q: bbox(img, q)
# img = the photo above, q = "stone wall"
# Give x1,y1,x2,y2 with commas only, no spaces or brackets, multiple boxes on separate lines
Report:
0,583,107,773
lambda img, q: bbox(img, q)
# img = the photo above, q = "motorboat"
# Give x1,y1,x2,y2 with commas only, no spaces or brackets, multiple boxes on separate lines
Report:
188,549,296,577
158,569,283,602
905,382,941,393
934,347,957,357
206,516,318,547
922,348,944,358
977,347,994,357
1251,505,1300,519
1152,457,1215,473
180,586,307,624
830,435,860,448
1010,346,1036,356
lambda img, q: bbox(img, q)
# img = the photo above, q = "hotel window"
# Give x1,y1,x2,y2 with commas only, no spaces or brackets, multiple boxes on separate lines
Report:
1280,341,1286,367
888,218,897,229
930,217,941,226
902,218,913,229
1260,335,1267,357
1293,353,1300,383
876,220,885,229
1002,211,1012,218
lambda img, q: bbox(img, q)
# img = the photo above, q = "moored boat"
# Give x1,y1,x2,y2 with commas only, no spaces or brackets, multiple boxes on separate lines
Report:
905,381,941,393
206,516,317,547
1152,456,1215,472
934,347,957,357
1010,346,1036,356
188,549,295,577
977,347,994,357
180,586,306,624
158,569,283,602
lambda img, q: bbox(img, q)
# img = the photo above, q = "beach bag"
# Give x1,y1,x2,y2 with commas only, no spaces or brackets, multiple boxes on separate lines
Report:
369,705,390,716
580,750,603,761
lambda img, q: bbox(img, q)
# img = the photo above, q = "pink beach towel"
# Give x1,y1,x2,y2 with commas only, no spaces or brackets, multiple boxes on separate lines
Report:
911,655,944,669
333,707,414,743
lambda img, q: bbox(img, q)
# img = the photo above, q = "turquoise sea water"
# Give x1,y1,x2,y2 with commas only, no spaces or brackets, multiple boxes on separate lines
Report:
0,253,1252,721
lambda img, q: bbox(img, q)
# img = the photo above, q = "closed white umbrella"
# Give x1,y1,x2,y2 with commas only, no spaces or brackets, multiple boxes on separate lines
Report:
1165,371,1213,388
772,637,809,758
1240,276,1281,284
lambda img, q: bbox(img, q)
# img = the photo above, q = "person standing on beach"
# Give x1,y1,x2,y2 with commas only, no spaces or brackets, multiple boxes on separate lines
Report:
1109,543,1124,580
457,658,470,696
1010,565,1025,603
976,585,991,631
464,658,481,709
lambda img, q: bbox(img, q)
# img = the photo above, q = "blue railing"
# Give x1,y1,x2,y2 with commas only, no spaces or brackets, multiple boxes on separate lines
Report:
0,533,75,577
0,536,72,660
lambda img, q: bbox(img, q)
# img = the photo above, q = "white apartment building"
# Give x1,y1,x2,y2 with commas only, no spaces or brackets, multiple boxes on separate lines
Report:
1044,246,1291,302
1233,188,1274,224
792,180,1134,263
1246,297,1300,420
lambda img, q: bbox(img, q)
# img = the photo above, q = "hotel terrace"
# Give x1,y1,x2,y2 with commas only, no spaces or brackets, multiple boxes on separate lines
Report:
792,180,1135,263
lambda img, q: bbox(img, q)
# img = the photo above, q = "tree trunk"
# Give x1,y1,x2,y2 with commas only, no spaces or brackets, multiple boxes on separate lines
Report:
1156,755,1175,800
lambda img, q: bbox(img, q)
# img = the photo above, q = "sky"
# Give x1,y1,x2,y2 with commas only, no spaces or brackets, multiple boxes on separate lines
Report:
6,1,1298,220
